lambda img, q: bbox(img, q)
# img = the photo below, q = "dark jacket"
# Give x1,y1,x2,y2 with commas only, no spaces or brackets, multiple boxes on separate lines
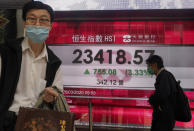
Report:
0,38,62,130
149,69,177,131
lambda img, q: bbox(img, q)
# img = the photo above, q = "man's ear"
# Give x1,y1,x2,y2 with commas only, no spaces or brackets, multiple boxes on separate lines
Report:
153,63,158,70
47,24,52,32
49,23,53,30
23,20,27,27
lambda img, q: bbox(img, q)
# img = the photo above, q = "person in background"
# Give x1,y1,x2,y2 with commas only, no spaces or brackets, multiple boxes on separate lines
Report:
0,1,65,130
146,55,177,131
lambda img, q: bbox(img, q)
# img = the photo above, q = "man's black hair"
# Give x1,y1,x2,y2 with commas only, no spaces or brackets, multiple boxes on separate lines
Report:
22,1,54,23
146,55,164,69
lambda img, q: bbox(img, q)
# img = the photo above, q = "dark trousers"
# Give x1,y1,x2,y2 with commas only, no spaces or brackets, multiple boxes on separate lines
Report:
151,116,175,131
2,111,17,131
151,106,175,131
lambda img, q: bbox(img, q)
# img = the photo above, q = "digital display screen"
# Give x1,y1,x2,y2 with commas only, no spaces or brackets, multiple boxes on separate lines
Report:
47,20,194,128
42,8,194,127
35,0,194,11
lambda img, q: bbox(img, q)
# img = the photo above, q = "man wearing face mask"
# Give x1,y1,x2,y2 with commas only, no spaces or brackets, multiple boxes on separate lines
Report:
0,1,65,131
146,55,177,131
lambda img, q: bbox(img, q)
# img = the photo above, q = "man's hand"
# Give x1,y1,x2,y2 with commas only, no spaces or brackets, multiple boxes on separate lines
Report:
43,87,59,103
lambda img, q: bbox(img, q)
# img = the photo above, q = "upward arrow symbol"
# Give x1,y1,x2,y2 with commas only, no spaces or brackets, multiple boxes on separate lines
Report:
84,69,90,75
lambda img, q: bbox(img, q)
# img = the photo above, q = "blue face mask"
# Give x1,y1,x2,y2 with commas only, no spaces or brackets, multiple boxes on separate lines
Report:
25,26,50,43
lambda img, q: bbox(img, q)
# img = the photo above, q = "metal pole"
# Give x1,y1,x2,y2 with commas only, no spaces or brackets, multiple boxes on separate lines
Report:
89,102,93,131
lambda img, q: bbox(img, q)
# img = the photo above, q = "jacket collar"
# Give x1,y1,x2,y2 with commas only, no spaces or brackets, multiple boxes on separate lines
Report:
156,67,165,77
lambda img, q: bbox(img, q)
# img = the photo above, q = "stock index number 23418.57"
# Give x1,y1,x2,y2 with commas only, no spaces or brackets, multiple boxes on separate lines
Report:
72,49,155,65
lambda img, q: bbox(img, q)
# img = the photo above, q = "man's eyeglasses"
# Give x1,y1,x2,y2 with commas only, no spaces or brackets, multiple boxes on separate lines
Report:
26,17,50,26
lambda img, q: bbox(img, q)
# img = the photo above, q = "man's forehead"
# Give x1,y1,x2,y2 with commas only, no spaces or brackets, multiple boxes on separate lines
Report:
26,9,50,18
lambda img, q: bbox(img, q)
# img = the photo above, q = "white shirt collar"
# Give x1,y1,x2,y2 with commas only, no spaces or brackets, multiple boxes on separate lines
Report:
22,37,48,61
156,67,165,77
